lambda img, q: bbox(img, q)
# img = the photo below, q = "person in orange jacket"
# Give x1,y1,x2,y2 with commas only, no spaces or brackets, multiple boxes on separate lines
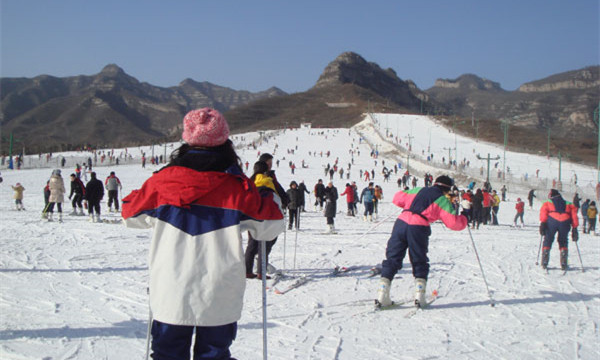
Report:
539,189,579,270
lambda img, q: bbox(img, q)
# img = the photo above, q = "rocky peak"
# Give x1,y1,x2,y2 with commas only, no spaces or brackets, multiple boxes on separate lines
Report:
314,51,400,88
517,66,600,92
99,64,126,77
433,74,503,91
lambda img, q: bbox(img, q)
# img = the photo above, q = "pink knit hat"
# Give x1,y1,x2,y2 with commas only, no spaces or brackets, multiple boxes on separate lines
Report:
182,108,230,147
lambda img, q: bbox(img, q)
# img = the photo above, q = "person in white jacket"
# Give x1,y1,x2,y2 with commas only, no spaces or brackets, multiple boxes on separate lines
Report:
122,108,284,360
46,169,65,222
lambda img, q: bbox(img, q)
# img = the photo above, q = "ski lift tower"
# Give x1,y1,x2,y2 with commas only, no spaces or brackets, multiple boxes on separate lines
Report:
477,153,501,183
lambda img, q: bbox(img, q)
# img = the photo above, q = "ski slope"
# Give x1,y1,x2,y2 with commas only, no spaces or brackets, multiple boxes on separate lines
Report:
1,115,598,359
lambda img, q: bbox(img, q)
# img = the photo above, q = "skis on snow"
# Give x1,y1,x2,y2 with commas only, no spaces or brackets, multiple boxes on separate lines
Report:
374,289,439,312
273,276,309,295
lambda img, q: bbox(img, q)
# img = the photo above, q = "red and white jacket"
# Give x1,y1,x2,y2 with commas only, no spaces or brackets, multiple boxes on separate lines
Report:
122,166,284,326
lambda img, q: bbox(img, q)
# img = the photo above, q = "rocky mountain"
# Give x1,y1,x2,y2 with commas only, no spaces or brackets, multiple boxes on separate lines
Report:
425,66,599,137
1,53,598,164
224,52,438,131
0,64,286,153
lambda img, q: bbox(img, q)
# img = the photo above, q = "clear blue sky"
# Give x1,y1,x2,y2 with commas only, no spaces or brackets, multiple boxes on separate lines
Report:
1,1,598,93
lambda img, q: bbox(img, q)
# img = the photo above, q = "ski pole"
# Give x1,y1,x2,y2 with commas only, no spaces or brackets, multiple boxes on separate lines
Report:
535,235,543,265
355,212,397,242
282,212,287,270
574,241,585,272
260,240,268,360
293,208,299,270
466,226,496,307
145,288,152,360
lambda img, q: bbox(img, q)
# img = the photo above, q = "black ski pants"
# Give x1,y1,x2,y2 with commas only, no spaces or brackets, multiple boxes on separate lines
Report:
107,190,119,210
244,234,277,276
71,193,83,209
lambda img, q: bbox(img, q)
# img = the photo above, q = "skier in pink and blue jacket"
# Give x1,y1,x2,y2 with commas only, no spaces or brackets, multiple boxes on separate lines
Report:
376,175,468,308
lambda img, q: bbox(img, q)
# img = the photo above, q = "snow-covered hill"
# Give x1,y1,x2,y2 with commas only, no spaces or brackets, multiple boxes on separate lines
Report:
1,115,598,359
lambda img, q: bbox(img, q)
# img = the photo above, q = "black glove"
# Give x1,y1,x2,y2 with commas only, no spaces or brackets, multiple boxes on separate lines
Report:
539,222,547,236
572,228,579,242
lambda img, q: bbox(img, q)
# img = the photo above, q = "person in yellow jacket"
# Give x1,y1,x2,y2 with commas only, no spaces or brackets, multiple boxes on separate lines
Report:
491,190,501,225
11,182,25,211
587,201,597,234
244,160,281,279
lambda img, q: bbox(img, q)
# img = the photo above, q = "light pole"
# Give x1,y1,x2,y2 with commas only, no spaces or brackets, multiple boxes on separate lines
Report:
594,102,600,182
501,118,509,180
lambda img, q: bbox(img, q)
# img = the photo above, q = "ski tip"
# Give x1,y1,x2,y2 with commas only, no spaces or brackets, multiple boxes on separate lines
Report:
273,288,282,295
432,289,438,297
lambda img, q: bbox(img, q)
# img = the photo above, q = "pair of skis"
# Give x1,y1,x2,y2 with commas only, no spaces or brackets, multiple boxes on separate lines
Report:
374,289,439,312
330,265,382,277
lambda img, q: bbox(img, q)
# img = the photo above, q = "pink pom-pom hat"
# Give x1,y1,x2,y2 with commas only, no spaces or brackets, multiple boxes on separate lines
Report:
182,108,230,147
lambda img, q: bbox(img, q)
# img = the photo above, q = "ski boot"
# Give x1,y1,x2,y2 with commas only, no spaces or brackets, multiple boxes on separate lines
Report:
376,277,392,307
415,278,427,308
78,209,85,216
47,213,53,222
58,213,63,223
368,215,373,222
95,214,102,223
70,210,78,216
89,214,95,222
541,248,550,270
560,248,568,271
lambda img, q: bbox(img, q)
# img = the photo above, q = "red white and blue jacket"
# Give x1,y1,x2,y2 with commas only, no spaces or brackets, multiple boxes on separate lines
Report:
393,187,467,231
122,166,284,326
539,196,578,228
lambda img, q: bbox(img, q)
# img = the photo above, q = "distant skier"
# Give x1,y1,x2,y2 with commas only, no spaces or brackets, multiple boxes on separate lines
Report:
68,173,86,215
85,172,104,223
297,181,310,212
340,183,355,216
360,182,376,221
323,181,338,233
513,198,525,227
528,189,536,209
587,201,597,234
539,189,579,270
313,179,326,211
46,170,65,222
286,181,300,230
376,175,468,308
471,189,484,229
104,171,123,212
11,182,25,211
581,199,590,233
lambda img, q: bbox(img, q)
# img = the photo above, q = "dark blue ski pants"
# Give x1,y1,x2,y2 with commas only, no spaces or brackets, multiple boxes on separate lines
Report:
151,320,237,360
543,218,571,251
381,219,431,280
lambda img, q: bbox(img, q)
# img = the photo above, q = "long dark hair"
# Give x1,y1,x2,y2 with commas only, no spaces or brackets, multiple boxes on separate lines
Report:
167,140,242,172
250,161,269,182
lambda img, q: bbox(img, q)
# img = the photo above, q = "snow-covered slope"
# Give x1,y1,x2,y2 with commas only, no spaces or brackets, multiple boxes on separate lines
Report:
1,116,598,359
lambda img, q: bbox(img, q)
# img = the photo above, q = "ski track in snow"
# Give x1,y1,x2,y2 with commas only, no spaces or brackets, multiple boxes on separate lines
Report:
1,115,599,359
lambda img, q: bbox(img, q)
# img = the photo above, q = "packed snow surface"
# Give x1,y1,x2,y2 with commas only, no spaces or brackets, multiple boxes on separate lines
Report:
1,114,598,359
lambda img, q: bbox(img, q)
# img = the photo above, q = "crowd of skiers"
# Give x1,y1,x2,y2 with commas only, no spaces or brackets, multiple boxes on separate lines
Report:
7,168,125,223
5,106,594,360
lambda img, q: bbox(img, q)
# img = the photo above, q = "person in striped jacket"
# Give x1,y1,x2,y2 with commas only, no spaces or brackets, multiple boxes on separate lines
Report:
376,175,468,308
539,189,579,270
122,108,284,360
